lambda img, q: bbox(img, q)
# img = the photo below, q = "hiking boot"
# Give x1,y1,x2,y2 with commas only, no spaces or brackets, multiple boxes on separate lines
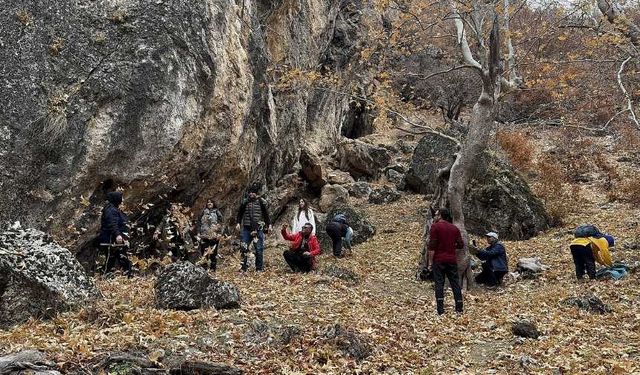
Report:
437,300,445,315
455,301,464,314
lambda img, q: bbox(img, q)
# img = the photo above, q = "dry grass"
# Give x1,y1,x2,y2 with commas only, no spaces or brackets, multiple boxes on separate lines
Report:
497,130,534,172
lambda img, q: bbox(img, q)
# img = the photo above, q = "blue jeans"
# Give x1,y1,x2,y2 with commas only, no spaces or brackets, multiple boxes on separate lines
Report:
241,227,265,271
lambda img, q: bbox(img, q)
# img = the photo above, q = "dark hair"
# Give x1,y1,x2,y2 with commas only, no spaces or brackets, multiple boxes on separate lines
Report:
106,191,123,207
248,182,262,194
297,198,309,220
303,222,314,230
438,208,452,222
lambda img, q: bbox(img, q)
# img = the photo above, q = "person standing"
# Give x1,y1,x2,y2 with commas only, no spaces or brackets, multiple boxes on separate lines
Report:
236,184,271,271
198,199,223,271
427,208,464,315
291,198,316,235
98,191,132,276
472,232,508,286
281,222,321,272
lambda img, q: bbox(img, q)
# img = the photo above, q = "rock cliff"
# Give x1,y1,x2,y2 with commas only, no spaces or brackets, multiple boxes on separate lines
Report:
0,0,367,243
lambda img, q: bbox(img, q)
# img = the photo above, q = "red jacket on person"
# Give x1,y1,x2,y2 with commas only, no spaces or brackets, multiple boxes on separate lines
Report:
281,227,321,268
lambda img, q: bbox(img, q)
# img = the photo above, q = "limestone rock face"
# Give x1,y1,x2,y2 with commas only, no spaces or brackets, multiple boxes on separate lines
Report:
0,227,100,328
406,133,549,240
0,0,369,248
155,261,240,310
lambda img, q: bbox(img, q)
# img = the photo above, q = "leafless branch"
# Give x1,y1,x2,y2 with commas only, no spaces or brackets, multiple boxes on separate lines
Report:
616,56,640,129
404,65,474,80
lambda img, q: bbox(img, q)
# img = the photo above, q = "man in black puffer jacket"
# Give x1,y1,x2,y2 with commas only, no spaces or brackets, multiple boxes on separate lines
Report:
98,191,132,275
236,184,271,271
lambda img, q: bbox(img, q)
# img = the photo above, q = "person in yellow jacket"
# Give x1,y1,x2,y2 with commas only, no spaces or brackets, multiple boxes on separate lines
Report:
570,237,596,279
569,236,613,279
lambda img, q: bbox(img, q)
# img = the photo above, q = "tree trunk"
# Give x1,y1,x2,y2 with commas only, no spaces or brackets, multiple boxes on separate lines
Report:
418,11,502,289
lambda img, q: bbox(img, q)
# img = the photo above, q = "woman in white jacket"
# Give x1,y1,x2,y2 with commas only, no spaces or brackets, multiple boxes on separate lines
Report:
291,198,316,235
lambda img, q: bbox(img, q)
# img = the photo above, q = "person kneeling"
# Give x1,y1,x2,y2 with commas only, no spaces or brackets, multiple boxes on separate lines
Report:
281,222,321,273
472,232,508,287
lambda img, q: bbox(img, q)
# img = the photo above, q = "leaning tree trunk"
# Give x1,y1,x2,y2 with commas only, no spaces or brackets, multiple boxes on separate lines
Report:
418,11,504,289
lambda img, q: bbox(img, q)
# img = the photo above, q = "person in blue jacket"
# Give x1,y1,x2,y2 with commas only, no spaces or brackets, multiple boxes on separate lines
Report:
99,191,132,275
472,232,508,286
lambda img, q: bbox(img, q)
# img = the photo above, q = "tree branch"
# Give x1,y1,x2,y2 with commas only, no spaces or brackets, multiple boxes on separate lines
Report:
451,2,482,70
616,56,640,129
404,64,474,80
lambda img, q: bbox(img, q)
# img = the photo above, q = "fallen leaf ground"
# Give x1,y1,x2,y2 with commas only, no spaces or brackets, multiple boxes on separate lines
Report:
2,190,639,374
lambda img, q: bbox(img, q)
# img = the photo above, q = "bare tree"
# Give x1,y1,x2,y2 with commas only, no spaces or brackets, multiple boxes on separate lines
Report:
418,0,522,283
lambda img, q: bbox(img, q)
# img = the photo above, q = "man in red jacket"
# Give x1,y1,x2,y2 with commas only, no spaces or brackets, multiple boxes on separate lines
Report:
428,208,464,315
281,222,321,272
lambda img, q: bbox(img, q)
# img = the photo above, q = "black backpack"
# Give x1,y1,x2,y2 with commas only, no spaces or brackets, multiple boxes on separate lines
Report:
574,224,600,238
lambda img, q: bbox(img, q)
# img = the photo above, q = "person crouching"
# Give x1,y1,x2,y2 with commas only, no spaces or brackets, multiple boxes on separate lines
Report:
281,222,321,273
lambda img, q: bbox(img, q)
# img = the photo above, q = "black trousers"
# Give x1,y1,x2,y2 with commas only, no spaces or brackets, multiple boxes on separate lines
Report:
283,250,313,273
200,238,219,271
101,245,132,276
475,262,507,286
325,222,343,257
570,244,596,279
432,262,463,314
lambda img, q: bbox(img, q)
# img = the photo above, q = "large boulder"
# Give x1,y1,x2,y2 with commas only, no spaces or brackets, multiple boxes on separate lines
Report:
406,133,550,240
405,133,459,194
299,150,327,191
319,184,349,211
0,227,100,328
336,139,392,178
155,262,240,310
316,206,376,251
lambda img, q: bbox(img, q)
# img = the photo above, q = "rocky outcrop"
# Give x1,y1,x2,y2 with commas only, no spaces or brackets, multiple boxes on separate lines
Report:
0,0,375,249
406,133,550,240
155,262,240,310
345,181,372,198
0,227,100,328
336,139,391,179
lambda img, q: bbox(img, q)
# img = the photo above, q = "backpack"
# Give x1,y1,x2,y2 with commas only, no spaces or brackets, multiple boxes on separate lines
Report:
574,224,600,238
333,213,347,224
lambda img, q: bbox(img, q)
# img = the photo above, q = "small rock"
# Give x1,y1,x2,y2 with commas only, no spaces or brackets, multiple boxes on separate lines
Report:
324,324,372,361
322,264,360,283
516,257,547,279
512,320,540,339
562,295,612,314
